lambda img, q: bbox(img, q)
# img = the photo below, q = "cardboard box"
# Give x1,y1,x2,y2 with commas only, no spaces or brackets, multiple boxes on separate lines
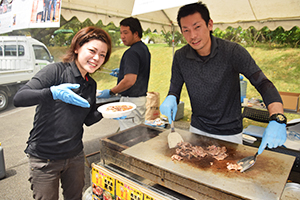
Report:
175,101,184,121
279,91,300,112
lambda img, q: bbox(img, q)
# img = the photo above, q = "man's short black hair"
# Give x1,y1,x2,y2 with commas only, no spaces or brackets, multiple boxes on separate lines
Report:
177,1,211,29
120,17,143,38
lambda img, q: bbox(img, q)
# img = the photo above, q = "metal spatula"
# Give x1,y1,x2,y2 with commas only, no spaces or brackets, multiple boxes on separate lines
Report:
237,151,258,172
168,120,184,148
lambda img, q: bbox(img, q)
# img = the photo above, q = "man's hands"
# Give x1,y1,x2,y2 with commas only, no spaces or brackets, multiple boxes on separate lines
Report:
50,83,90,108
160,95,177,124
96,89,111,98
258,121,287,154
110,68,119,77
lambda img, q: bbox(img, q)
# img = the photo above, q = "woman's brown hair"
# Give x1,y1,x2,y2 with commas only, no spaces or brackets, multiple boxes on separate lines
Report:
63,26,112,65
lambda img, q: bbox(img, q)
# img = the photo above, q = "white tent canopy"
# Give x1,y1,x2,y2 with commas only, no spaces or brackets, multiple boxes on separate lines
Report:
61,0,300,32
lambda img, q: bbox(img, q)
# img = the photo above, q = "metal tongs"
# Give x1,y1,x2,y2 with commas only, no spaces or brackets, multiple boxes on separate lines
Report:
237,119,300,173
237,151,258,172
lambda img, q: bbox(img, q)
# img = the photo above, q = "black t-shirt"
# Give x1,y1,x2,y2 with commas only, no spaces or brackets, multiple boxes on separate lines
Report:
13,62,102,160
117,41,151,97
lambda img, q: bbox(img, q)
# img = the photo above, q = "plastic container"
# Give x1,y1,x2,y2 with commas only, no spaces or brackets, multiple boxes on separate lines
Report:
0,142,6,179
240,75,247,103
281,182,300,199
175,101,184,121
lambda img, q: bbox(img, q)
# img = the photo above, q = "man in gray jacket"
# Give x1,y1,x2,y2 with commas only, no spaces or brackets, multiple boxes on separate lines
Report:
160,2,286,155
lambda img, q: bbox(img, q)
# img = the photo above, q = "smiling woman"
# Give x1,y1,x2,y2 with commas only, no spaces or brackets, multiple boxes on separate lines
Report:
63,26,112,77
12,26,115,200
75,39,108,77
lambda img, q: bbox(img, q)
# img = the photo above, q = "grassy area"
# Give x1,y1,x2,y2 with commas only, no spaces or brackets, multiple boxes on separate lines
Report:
48,44,300,128
244,46,300,127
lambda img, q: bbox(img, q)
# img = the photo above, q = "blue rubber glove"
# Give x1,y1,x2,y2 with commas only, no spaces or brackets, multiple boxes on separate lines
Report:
258,121,287,154
160,95,177,124
112,116,127,120
110,68,119,77
50,83,90,108
96,89,111,98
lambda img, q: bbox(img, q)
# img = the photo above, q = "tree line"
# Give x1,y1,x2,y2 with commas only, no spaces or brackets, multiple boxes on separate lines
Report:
2,16,299,48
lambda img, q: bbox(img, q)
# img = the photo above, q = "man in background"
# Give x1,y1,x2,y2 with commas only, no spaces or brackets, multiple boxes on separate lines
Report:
98,17,151,131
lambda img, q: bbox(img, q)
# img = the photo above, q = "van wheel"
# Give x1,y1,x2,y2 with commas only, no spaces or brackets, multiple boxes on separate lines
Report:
0,90,9,111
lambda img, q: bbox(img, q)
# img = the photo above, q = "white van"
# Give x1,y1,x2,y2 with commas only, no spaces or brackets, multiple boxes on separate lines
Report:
0,36,54,111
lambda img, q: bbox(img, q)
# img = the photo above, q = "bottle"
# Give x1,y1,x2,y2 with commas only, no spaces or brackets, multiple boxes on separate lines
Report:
0,142,6,179
240,75,247,103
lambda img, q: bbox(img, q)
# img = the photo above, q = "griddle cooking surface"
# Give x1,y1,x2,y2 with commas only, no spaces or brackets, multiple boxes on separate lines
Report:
123,129,295,200
107,125,161,147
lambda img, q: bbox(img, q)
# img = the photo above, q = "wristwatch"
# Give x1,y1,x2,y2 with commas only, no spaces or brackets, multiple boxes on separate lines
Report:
109,90,115,96
269,113,287,124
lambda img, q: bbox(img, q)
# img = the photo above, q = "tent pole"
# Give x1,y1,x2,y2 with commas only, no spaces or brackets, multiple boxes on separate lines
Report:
161,10,175,58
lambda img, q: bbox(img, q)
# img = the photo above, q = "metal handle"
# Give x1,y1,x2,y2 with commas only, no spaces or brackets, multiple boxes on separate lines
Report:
171,110,174,132
171,121,175,132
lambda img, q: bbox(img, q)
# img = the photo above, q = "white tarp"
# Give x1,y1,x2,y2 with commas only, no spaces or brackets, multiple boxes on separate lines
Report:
131,0,198,16
61,0,300,32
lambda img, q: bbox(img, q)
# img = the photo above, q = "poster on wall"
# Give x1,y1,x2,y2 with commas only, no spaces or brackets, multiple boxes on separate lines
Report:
0,0,13,34
0,0,61,34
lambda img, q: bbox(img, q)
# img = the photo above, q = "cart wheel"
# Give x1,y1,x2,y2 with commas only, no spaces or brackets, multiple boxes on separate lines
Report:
0,90,9,111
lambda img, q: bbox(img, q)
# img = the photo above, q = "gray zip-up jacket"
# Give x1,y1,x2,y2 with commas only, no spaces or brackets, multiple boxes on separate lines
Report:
168,35,282,135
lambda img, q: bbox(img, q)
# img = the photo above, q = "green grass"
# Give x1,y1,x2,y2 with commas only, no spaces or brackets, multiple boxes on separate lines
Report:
243,46,300,128
48,44,300,127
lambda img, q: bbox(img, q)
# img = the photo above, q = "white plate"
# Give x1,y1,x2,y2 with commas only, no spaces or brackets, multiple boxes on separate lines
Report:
242,134,257,143
97,102,136,118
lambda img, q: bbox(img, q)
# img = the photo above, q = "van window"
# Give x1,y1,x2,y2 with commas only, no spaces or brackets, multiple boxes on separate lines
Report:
18,45,25,56
33,45,51,61
0,46,2,56
4,45,17,56
3,45,25,56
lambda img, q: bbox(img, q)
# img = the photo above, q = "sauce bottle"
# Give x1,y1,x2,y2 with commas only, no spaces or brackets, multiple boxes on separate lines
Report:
240,75,247,103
